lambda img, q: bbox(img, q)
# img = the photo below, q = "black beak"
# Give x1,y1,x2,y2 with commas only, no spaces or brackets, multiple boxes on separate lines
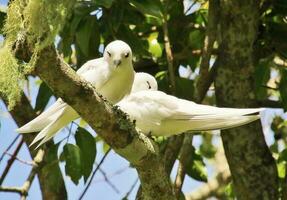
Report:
113,60,122,67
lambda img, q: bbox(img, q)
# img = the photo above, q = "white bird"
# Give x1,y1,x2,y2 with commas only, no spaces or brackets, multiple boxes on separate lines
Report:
131,72,158,93
17,40,135,147
117,73,263,137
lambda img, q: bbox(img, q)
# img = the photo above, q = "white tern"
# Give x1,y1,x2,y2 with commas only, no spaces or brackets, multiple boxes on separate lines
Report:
17,40,135,147
117,74,263,137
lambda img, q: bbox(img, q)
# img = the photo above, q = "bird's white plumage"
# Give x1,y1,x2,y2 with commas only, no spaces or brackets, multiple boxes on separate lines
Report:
131,72,158,93
117,74,262,137
17,40,135,147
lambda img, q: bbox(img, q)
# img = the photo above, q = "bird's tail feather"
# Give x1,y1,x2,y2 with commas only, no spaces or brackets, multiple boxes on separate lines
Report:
16,99,66,133
187,115,260,132
30,106,79,148
184,104,263,118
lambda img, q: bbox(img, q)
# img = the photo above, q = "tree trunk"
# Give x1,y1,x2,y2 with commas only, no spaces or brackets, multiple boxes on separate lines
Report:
215,0,278,199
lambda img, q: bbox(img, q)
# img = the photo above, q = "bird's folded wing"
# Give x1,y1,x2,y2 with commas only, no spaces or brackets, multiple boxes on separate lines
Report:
16,99,67,133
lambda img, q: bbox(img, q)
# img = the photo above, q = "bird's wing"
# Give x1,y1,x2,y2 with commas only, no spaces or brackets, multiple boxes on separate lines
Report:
76,58,111,88
16,98,67,133
166,97,261,132
117,91,180,125
30,104,79,148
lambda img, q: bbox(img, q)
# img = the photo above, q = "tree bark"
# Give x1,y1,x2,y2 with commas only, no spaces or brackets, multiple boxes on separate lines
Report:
5,94,67,200
215,0,278,199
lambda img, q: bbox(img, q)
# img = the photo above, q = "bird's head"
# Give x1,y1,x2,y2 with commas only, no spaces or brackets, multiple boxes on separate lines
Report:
131,72,158,93
103,40,132,68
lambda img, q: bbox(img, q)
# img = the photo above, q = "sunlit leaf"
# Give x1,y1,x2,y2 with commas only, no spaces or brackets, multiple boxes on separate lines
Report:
185,146,208,182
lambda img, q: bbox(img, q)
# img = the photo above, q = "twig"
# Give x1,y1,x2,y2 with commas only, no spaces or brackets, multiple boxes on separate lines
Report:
0,186,24,194
0,134,20,163
185,0,198,15
93,166,129,183
78,148,111,200
20,149,44,200
195,0,219,103
66,122,74,143
0,150,44,199
174,134,193,199
174,161,185,199
163,135,184,175
123,178,139,199
98,167,120,194
185,145,231,200
162,3,176,94
3,152,35,166
257,100,282,108
185,170,231,200
0,138,24,185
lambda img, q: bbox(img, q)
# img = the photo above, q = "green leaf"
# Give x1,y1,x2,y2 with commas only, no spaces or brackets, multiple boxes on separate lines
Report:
189,30,204,49
129,0,163,19
278,148,287,163
61,144,82,184
185,146,208,182
175,77,194,101
155,71,194,100
225,182,236,199
199,133,217,158
254,59,271,99
0,9,6,33
92,0,114,8
147,32,162,58
75,16,100,59
277,162,286,178
35,82,53,113
75,127,97,182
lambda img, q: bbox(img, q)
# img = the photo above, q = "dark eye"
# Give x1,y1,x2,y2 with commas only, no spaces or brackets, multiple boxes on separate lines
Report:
124,52,129,58
107,51,111,57
146,81,151,89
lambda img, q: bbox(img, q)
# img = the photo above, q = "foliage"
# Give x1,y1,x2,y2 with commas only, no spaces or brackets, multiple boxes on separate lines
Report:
1,0,287,199
60,127,96,184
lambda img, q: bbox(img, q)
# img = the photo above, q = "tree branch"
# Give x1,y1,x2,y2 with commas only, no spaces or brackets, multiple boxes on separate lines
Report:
163,3,176,94
0,139,24,185
20,149,44,200
0,135,20,164
185,169,231,200
257,99,282,108
194,0,219,103
0,149,44,199
185,146,231,200
174,134,193,199
0,186,24,194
